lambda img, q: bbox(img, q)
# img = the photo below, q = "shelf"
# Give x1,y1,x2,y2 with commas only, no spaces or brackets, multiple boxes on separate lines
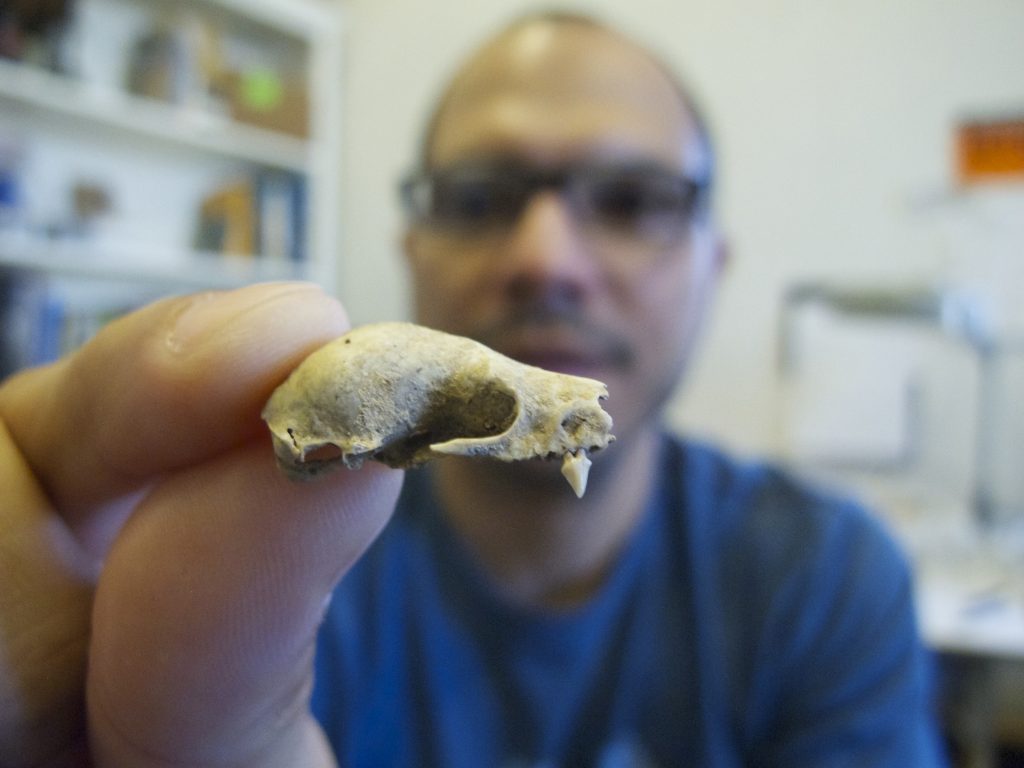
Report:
203,0,335,39
0,0,341,372
0,236,309,290
0,58,310,173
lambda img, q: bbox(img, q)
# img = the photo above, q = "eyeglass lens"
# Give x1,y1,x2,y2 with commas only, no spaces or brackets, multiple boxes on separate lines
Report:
404,163,705,250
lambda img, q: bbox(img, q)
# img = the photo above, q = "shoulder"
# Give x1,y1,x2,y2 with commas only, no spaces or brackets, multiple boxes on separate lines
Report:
660,433,913,618
665,433,905,553
664,436,942,748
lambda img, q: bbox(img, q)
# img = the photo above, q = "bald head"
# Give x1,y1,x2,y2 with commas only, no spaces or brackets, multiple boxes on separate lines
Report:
419,12,714,188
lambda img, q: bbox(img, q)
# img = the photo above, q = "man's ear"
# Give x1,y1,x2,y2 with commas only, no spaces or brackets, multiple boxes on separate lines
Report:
692,224,729,282
401,227,420,266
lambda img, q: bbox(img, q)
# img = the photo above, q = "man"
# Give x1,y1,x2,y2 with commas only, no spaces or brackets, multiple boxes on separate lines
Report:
0,11,945,768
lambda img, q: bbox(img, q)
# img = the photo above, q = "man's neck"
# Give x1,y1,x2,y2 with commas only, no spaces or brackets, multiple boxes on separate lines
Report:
434,427,662,610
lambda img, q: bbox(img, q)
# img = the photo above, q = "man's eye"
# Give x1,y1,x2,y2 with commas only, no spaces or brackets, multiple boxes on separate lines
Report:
591,182,648,221
435,180,511,225
591,180,686,224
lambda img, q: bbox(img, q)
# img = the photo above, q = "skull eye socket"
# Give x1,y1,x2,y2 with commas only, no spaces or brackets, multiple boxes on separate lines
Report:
372,378,518,466
447,381,518,437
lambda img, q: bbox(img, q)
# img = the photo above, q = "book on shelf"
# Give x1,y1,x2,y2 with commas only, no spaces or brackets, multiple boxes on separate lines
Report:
1,276,146,372
255,171,306,263
195,171,305,262
196,179,256,256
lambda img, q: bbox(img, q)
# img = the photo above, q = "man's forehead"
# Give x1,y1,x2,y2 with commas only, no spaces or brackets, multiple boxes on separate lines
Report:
428,22,702,171
449,23,679,113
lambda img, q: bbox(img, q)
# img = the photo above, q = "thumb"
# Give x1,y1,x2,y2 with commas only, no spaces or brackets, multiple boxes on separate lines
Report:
87,430,402,767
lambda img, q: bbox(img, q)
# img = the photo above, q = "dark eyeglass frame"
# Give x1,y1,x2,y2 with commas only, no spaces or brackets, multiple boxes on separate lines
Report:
399,161,711,248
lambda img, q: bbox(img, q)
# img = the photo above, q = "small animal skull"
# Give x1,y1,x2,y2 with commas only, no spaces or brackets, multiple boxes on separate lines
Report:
262,322,614,496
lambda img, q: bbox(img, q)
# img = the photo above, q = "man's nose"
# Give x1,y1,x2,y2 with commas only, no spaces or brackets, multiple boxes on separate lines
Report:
497,191,602,301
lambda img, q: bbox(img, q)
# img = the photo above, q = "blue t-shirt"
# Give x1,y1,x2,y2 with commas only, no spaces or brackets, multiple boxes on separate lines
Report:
312,435,947,767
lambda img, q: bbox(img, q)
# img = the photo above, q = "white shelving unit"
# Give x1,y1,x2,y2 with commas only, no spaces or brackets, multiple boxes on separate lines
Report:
0,0,343,369
0,57,311,173
0,234,306,289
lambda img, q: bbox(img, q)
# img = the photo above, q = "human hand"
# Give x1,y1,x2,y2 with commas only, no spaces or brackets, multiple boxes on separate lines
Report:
0,283,402,767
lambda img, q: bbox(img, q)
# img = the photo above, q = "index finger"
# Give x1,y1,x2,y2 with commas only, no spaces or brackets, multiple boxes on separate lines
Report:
0,282,348,528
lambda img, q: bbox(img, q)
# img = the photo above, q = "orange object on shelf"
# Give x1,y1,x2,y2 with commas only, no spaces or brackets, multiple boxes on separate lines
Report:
956,116,1024,183
196,180,255,256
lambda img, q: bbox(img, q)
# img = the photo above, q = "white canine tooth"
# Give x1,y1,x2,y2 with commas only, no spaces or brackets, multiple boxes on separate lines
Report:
261,322,614,480
561,449,592,498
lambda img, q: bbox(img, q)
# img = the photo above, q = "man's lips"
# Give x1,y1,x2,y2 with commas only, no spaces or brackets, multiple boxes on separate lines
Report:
479,324,631,379
505,350,606,379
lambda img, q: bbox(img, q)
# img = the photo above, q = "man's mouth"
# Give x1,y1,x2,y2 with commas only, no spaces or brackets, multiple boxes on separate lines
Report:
476,320,632,380
499,346,606,379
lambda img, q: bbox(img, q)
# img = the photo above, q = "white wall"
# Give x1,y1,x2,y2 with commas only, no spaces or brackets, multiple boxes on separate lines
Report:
335,0,1024,483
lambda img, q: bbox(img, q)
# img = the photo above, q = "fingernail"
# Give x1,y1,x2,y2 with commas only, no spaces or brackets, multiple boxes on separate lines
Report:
166,283,325,355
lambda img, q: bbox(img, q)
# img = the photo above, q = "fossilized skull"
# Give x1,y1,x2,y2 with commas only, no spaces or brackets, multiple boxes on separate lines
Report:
262,322,614,496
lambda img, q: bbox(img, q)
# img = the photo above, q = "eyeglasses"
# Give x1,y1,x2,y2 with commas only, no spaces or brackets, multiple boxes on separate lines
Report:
400,161,709,254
